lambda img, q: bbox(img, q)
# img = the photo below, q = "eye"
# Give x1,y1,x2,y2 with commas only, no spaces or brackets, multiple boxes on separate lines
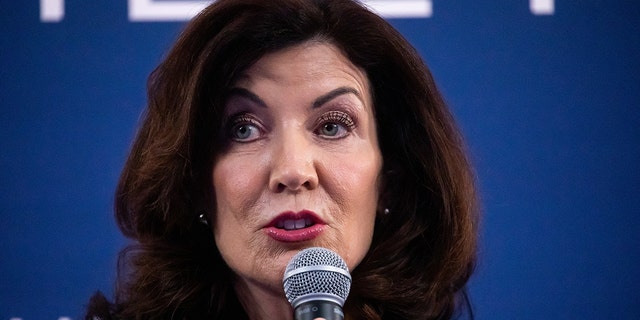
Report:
315,111,355,139
320,123,342,136
228,114,263,142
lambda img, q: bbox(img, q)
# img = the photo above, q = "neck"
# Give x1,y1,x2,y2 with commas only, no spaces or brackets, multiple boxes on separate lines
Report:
234,278,294,320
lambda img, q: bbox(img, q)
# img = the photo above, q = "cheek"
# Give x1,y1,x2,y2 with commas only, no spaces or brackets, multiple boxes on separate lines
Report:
332,151,381,206
328,151,381,268
211,157,261,268
211,156,265,256
212,156,262,215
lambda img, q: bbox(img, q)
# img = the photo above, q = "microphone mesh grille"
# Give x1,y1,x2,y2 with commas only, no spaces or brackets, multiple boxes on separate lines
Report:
283,247,351,306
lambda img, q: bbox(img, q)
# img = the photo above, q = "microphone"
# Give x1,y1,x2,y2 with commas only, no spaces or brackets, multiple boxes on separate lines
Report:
283,247,352,320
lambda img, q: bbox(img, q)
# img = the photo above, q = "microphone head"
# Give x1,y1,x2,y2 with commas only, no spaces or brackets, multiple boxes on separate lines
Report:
283,247,352,308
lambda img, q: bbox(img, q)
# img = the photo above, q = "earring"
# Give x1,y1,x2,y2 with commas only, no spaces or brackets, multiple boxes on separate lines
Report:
198,213,209,226
384,208,390,215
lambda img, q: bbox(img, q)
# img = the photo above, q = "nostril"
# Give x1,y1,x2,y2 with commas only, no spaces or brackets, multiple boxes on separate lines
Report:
269,164,319,192
275,182,304,193
276,183,287,193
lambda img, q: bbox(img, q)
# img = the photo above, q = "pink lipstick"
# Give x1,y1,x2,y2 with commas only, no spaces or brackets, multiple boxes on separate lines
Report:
264,210,325,242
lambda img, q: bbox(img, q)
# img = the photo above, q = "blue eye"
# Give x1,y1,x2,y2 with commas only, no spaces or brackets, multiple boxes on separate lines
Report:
316,111,355,139
320,123,344,137
229,114,262,142
234,124,258,140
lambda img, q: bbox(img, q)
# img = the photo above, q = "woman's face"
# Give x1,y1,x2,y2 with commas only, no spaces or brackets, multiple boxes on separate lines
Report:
211,41,382,294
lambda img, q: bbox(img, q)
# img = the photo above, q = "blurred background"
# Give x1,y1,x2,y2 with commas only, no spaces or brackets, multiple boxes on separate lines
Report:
1,1,638,319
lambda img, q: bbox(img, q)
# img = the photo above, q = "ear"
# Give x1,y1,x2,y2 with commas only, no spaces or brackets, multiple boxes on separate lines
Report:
194,176,216,229
377,162,400,219
198,212,210,225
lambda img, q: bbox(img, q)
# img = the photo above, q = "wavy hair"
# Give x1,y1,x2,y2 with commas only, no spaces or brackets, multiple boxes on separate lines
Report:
86,0,478,319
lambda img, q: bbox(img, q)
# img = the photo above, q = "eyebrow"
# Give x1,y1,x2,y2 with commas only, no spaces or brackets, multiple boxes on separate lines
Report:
226,86,363,109
312,86,362,109
226,87,267,108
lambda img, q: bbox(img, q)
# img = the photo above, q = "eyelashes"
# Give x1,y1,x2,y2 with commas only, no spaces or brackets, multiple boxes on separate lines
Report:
225,110,357,142
316,110,355,130
314,110,355,139
227,113,262,142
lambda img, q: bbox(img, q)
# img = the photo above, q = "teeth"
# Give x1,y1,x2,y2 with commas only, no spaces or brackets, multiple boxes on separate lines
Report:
284,220,296,230
280,218,314,230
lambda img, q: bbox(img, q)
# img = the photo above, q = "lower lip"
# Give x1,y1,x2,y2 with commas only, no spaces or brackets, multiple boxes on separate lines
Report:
264,224,325,242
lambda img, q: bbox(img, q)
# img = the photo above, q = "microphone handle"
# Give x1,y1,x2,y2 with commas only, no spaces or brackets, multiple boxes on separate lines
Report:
294,300,344,320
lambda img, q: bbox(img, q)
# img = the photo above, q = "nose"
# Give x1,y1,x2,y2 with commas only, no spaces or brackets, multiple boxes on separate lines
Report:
268,133,319,193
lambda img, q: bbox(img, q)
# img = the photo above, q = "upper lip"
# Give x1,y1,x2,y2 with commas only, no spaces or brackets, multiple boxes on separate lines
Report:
266,210,325,230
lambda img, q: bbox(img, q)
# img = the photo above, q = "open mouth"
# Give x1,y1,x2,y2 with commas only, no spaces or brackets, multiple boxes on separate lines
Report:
275,217,315,230
265,210,325,242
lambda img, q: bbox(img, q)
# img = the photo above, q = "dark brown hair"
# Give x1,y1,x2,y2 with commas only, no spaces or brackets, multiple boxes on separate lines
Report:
86,0,478,319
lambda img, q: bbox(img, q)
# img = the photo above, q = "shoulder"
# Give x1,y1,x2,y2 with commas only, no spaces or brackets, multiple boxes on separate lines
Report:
85,291,118,320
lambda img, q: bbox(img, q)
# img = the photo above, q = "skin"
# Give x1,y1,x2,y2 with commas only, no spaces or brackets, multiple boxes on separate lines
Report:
211,40,382,320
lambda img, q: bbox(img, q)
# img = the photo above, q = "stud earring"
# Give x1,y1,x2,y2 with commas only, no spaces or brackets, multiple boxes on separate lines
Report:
198,213,209,226
384,208,390,215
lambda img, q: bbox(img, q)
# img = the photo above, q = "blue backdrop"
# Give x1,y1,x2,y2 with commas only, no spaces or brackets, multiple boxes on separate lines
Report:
1,1,639,319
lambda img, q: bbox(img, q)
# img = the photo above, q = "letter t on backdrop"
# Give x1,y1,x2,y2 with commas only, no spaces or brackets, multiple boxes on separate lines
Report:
531,0,555,15
40,0,64,22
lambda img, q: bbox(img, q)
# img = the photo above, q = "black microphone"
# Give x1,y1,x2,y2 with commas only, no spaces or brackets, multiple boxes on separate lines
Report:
283,247,352,320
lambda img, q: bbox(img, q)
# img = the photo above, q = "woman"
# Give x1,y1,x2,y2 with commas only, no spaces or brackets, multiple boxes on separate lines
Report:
87,0,478,319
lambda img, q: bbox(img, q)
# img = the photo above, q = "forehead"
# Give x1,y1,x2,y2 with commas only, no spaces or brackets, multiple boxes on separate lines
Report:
234,41,371,102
